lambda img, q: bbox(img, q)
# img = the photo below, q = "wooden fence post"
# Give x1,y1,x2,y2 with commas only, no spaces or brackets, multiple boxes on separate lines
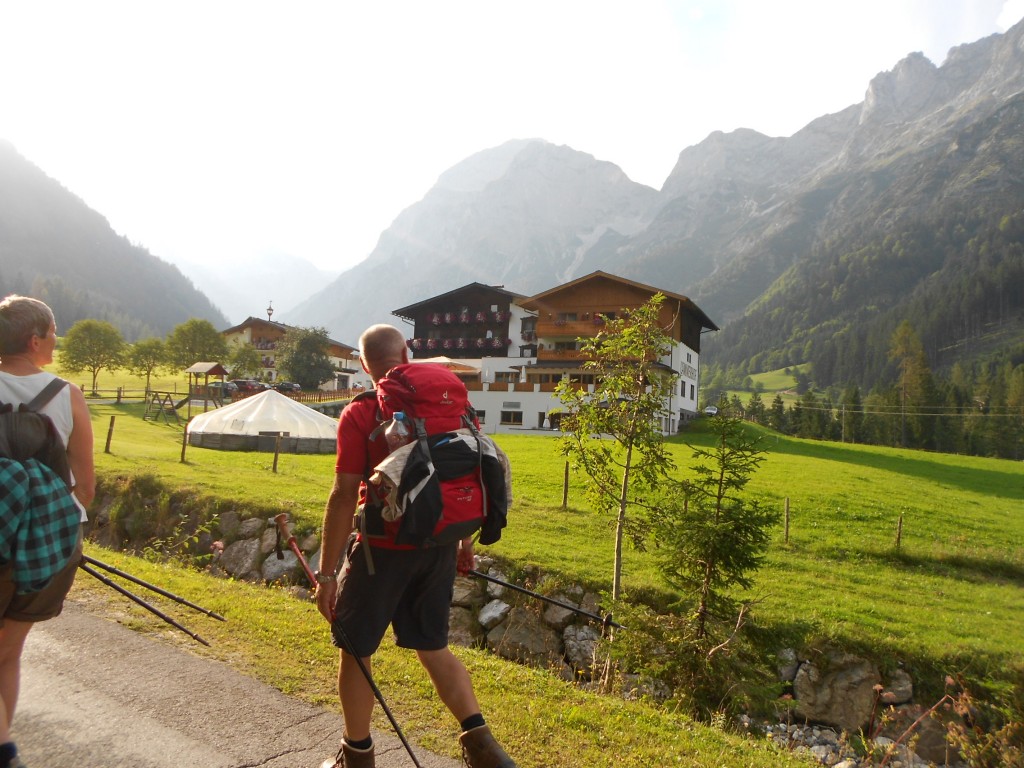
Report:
895,513,904,551
273,434,282,473
784,497,791,544
562,461,569,510
180,420,190,463
104,415,116,454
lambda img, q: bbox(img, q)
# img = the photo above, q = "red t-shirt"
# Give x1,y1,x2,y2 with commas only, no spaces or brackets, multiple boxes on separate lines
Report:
335,395,412,549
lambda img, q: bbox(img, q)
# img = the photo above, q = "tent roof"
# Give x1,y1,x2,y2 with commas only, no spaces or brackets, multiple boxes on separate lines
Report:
187,390,338,438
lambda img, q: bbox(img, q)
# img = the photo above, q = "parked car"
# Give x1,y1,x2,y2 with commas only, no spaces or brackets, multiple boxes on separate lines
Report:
229,379,265,393
204,381,238,399
703,405,719,416
273,381,302,393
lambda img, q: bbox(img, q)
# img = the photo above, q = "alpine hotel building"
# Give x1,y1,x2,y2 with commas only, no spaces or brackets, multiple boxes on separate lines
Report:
392,271,718,435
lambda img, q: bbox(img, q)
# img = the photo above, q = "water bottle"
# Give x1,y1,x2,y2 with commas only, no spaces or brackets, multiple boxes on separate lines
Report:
384,411,411,449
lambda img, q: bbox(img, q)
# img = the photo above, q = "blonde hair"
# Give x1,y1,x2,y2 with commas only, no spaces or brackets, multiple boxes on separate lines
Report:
0,295,55,355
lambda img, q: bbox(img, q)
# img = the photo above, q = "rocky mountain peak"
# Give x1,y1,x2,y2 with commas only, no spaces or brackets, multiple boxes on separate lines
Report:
860,51,942,125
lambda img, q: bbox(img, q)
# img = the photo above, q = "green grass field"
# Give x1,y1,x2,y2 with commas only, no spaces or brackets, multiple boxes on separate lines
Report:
86,400,1024,684
55,355,1024,766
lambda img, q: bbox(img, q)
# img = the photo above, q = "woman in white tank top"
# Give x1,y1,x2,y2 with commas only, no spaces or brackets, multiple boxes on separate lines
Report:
0,294,95,768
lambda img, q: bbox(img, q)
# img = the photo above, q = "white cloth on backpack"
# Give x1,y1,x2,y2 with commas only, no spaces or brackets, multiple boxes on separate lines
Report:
367,429,512,523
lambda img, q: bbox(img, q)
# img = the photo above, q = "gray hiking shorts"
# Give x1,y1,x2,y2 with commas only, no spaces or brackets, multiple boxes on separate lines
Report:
331,537,457,656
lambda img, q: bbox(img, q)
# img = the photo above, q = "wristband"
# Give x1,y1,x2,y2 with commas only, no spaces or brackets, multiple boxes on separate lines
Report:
314,569,337,585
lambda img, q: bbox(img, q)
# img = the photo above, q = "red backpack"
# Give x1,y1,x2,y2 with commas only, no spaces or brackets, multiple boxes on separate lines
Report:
358,363,509,550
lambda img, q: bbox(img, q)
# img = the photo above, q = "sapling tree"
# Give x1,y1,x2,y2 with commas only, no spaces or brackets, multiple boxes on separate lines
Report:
126,338,166,393
556,293,677,602
649,415,777,639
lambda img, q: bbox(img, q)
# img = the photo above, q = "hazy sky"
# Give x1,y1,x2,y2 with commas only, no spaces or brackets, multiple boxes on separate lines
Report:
2,0,1023,275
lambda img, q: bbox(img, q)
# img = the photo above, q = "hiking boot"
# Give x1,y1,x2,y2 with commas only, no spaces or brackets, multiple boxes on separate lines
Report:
459,724,516,768
320,739,375,768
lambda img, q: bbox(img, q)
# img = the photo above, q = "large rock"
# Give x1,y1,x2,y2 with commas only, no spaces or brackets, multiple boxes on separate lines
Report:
878,704,961,765
261,549,300,583
884,669,913,705
238,517,266,539
563,624,601,675
452,575,485,609
260,528,279,555
216,511,241,539
542,595,577,630
793,651,880,731
478,599,511,629
448,606,482,648
485,568,507,599
486,607,562,668
219,538,263,580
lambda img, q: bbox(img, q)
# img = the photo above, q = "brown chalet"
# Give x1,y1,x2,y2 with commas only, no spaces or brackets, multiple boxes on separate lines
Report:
220,316,360,389
389,271,717,434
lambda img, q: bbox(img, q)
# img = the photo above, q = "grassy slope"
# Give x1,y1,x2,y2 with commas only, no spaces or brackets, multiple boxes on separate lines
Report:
87,399,1023,680
66,360,1022,766
71,548,808,768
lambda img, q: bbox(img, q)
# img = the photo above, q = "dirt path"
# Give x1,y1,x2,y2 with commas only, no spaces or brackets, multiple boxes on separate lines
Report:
13,599,461,768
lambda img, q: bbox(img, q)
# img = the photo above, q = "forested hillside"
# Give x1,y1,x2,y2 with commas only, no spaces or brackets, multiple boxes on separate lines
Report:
0,141,226,340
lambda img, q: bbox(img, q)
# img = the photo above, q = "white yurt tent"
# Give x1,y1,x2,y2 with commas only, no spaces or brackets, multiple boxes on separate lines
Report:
187,390,338,453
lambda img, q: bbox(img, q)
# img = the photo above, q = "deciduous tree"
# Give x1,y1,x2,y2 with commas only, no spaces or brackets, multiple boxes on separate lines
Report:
229,342,263,380
126,337,166,393
275,326,335,390
60,319,125,393
165,319,228,371
556,294,676,601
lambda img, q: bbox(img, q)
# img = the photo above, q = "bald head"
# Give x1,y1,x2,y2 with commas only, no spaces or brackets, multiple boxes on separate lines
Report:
359,324,408,380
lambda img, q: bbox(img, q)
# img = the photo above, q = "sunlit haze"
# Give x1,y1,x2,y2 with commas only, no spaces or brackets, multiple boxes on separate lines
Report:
2,0,1022,274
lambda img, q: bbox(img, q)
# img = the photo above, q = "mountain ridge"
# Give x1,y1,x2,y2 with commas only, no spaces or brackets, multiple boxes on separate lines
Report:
0,140,227,340
290,16,1024,394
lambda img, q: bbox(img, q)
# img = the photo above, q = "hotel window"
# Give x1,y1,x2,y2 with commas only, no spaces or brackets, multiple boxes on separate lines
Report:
500,410,523,425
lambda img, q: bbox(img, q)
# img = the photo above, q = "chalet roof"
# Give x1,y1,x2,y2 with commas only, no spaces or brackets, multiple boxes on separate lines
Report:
220,316,357,355
519,270,719,332
392,283,527,321
185,362,230,376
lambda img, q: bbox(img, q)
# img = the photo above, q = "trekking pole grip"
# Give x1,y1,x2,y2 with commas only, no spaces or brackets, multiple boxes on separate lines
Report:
274,513,317,585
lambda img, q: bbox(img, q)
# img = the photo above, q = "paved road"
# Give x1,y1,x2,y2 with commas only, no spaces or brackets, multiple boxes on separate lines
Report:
13,602,462,768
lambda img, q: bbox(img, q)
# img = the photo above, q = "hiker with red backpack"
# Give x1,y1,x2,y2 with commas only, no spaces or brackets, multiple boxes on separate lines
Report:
315,324,515,768
0,295,95,768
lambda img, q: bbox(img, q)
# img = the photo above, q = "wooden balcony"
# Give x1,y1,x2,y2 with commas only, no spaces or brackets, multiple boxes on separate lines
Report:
537,349,590,361
536,319,605,338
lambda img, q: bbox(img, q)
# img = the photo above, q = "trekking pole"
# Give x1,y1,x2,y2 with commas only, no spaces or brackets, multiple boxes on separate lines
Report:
79,562,211,646
81,555,226,622
467,569,624,630
273,514,424,768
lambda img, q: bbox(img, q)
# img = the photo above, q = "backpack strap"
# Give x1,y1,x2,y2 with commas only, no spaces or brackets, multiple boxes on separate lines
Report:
22,378,69,413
